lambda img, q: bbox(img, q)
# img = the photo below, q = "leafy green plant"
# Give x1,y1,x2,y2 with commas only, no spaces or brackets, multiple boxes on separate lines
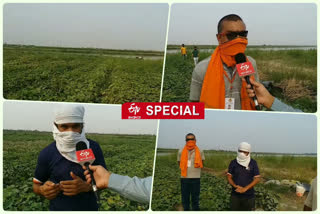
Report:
3,45,163,103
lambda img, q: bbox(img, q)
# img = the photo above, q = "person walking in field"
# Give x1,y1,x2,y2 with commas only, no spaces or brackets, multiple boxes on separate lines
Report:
181,44,187,59
227,142,260,211
177,133,205,211
192,46,199,66
32,105,107,211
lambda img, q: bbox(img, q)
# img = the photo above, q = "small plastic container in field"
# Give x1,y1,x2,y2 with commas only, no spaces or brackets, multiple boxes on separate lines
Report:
296,185,306,197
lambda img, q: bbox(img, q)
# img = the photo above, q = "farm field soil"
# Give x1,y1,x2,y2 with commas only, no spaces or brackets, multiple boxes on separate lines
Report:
3,130,155,211
162,48,316,112
4,45,163,103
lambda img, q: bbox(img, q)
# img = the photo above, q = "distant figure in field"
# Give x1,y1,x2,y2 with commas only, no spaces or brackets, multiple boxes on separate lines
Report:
181,44,187,59
177,133,205,211
227,142,260,211
192,46,199,66
304,177,317,211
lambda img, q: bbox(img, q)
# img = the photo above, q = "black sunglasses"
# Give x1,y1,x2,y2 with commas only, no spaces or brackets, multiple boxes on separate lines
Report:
186,138,195,142
220,31,248,41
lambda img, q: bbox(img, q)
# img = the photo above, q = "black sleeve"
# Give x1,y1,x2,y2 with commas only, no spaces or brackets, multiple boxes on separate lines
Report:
252,160,260,177
227,160,235,176
34,149,50,183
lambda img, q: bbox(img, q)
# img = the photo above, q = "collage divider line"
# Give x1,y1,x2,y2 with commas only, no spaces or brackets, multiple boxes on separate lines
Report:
149,2,172,211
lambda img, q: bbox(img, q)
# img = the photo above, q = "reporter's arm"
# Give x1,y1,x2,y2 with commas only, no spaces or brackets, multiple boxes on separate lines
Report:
270,98,302,112
83,165,150,203
245,78,302,112
108,174,152,204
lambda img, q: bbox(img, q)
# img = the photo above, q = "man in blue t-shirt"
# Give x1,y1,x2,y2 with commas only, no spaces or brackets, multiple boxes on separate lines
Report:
227,142,260,211
32,105,107,211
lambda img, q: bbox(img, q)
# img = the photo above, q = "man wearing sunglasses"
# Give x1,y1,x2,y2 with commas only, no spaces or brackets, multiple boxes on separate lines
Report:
189,14,259,110
177,133,205,211
227,142,260,211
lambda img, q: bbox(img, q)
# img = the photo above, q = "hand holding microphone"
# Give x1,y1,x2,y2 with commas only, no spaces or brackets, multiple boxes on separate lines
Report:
83,165,111,190
235,53,261,110
75,141,100,201
243,78,275,109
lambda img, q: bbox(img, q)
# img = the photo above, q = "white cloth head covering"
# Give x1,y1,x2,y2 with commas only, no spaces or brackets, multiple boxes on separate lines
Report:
54,105,85,124
238,142,251,153
53,104,89,163
236,142,251,169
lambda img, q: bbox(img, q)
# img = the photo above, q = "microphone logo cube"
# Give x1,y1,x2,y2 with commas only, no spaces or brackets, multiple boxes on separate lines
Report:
76,148,95,163
236,61,255,77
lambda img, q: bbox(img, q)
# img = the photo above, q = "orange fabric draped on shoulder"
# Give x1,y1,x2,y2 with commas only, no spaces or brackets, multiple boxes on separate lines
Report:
180,140,203,177
199,38,255,110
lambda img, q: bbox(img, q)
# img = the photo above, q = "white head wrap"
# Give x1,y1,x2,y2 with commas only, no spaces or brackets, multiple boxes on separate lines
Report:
54,105,85,124
236,142,251,169
53,105,89,163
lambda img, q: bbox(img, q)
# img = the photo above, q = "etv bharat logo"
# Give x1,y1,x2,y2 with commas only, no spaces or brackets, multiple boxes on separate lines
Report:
128,103,141,119
80,150,90,158
240,64,250,71
128,103,140,115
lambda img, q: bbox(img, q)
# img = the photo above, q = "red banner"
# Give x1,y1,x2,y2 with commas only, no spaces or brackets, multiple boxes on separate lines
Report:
122,102,205,119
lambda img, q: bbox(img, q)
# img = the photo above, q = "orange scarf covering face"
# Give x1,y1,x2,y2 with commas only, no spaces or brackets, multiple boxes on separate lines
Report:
180,140,203,177
200,38,255,110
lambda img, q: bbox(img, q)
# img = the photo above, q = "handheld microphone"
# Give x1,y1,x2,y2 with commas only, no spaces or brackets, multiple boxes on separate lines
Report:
235,53,261,110
76,141,100,202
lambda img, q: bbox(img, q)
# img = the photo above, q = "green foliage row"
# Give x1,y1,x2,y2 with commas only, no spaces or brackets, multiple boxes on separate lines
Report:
160,150,316,184
3,130,155,211
151,154,279,211
4,46,163,103
4,44,164,56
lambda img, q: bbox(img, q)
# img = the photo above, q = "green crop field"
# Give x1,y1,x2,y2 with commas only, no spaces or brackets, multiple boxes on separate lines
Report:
162,47,317,113
152,149,316,211
3,45,163,103
3,130,155,211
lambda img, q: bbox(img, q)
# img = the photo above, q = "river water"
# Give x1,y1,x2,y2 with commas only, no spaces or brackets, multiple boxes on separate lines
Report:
166,46,316,54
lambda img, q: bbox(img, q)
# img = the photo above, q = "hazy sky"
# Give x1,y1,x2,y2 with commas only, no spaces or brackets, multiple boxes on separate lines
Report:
157,110,316,154
3,101,158,135
4,3,168,51
168,3,317,46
